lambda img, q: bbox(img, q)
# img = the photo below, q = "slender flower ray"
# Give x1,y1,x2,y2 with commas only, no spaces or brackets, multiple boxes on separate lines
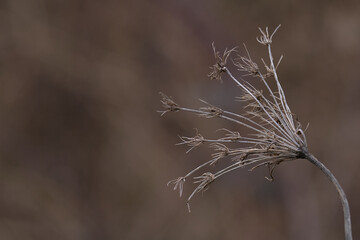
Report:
225,68,299,146
222,110,296,146
246,65,297,138
178,107,267,136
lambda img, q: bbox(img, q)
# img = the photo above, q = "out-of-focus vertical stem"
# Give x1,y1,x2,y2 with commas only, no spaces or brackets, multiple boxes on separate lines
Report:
305,153,352,240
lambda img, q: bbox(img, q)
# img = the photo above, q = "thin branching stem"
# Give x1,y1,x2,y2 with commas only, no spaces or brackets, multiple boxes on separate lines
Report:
179,107,266,136
223,112,298,151
256,71,297,139
223,109,296,147
267,44,295,131
225,68,299,146
183,159,216,178
240,75,298,145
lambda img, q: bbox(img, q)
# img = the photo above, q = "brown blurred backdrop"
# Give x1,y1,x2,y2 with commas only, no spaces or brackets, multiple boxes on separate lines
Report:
0,0,359,239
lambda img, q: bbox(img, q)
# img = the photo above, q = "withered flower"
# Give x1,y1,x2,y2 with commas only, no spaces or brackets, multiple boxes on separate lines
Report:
208,43,237,82
160,26,352,240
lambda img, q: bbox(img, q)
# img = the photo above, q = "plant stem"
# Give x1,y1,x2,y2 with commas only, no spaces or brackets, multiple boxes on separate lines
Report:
305,152,352,240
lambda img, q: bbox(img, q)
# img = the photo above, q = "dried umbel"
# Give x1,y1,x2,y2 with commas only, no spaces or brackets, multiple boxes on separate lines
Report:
159,26,352,240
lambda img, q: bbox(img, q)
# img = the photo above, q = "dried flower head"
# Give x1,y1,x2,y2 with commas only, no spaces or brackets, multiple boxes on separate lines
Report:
160,25,309,211
176,130,205,153
234,44,260,77
209,143,230,165
158,92,180,116
208,43,237,82
160,25,353,240
256,25,281,45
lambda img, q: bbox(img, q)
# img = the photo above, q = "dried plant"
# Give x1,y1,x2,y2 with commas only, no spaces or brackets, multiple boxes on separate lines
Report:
159,26,352,240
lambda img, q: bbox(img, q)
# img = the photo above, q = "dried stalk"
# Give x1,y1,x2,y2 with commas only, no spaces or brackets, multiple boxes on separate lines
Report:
304,152,352,240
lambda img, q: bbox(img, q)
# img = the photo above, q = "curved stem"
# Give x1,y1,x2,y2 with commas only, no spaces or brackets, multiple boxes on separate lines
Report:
305,152,352,240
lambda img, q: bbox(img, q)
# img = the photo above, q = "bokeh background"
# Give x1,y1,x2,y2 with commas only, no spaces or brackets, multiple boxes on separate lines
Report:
0,0,359,239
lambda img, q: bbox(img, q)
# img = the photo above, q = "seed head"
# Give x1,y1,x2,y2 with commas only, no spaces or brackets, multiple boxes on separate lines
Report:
158,92,180,116
161,25,309,211
208,43,237,82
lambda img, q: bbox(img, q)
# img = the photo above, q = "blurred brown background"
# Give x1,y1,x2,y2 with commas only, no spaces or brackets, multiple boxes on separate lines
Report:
0,0,359,239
